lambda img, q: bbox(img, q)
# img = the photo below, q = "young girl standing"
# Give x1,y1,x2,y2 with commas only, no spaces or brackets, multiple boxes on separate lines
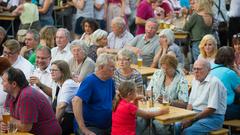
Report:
112,81,169,135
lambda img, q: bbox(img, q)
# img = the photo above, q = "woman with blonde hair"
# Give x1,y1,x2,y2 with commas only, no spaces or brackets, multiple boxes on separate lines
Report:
39,25,57,48
198,34,218,63
184,0,213,61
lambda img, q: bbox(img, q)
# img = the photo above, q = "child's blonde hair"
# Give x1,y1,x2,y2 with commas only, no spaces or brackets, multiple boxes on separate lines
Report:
113,81,136,111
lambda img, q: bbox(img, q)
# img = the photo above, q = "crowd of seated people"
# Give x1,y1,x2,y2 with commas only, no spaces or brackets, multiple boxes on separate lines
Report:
0,0,240,134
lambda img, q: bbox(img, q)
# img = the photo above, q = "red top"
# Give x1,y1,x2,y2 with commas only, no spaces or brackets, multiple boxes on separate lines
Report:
5,86,62,135
108,0,121,4
111,99,138,135
160,0,174,16
136,0,154,35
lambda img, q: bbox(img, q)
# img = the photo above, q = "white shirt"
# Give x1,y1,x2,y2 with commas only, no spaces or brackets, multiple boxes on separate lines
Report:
94,0,104,20
51,43,73,62
52,79,80,113
228,0,240,17
107,30,134,49
0,78,7,108
12,55,34,79
189,74,227,115
31,65,53,102
212,0,229,22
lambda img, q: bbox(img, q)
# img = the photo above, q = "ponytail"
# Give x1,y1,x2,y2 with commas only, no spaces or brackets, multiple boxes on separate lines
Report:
113,93,122,112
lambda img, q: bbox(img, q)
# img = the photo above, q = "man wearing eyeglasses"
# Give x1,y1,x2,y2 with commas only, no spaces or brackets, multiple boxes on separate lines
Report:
2,39,34,79
176,59,227,135
29,46,53,102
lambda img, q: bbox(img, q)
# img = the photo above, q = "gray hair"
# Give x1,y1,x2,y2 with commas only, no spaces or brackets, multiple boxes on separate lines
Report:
111,17,126,30
70,40,88,56
159,29,175,45
95,53,115,71
91,29,108,44
27,29,40,42
57,28,71,41
117,48,136,63
196,58,211,71
146,18,159,30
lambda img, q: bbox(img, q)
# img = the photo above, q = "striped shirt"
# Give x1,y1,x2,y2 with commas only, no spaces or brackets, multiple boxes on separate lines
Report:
6,86,62,135
114,68,143,90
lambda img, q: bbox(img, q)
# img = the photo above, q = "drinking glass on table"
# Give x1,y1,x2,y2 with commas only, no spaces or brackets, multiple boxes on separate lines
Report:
0,107,10,133
162,92,170,106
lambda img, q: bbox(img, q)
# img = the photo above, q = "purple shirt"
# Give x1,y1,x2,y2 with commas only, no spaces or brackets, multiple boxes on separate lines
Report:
6,86,62,135
136,0,154,35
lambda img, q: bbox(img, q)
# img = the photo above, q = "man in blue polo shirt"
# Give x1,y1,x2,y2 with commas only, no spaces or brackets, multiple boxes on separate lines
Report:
72,53,115,135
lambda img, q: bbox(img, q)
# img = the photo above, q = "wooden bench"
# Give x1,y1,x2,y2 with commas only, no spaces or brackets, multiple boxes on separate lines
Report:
224,120,240,135
209,128,229,135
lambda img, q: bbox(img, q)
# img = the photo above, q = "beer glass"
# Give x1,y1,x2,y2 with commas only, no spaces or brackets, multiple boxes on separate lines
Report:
162,93,170,106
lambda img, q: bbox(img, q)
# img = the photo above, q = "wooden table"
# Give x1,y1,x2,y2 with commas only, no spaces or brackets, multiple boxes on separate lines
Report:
0,11,16,37
139,102,197,125
116,64,157,77
139,102,196,135
131,64,157,77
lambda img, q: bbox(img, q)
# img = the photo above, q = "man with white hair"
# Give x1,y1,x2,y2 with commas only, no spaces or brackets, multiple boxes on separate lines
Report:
176,59,227,135
72,53,115,135
105,17,134,53
51,28,73,62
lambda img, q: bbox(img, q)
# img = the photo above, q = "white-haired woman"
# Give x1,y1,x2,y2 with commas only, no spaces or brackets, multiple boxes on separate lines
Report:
68,40,95,83
88,29,108,62
152,29,184,68
114,48,143,93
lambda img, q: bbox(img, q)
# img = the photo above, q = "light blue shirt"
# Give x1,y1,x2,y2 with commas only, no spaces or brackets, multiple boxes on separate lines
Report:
210,63,240,105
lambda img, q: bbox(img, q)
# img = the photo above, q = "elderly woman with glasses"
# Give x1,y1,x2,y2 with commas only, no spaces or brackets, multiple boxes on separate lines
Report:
142,54,188,134
114,48,143,93
198,34,218,64
50,60,79,135
68,40,95,83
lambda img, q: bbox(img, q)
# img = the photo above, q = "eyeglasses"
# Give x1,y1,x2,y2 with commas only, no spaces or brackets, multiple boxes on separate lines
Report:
193,67,203,72
36,56,50,60
3,50,17,56
117,58,130,61
50,69,60,72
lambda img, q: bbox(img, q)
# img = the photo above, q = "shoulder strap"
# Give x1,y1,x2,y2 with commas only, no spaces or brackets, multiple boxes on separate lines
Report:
211,65,225,70
214,0,226,22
